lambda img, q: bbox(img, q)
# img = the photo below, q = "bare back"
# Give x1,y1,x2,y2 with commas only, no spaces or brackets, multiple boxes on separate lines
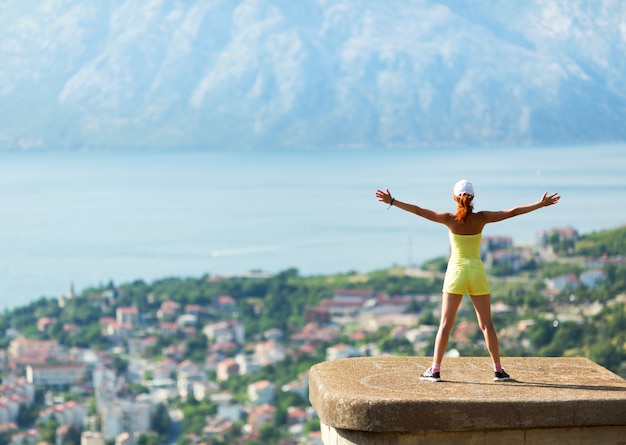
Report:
445,211,489,235
445,207,541,235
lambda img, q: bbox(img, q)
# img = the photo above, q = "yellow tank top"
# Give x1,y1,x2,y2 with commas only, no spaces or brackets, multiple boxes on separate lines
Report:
448,232,482,266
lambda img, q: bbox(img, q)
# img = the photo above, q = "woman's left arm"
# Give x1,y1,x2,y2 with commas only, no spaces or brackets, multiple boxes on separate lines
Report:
479,191,560,224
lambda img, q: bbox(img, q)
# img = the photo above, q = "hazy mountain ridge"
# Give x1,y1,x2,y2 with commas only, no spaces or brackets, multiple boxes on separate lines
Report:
1,0,625,150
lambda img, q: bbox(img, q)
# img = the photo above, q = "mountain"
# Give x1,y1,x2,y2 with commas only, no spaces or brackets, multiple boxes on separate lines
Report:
1,0,625,151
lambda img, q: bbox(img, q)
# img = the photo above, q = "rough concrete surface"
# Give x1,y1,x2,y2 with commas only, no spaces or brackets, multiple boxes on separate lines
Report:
309,356,626,433
321,423,626,445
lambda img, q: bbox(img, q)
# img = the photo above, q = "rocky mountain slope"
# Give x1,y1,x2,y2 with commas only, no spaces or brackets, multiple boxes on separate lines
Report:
1,0,625,150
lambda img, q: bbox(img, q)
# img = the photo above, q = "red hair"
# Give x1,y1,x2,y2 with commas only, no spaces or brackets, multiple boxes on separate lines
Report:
454,194,474,223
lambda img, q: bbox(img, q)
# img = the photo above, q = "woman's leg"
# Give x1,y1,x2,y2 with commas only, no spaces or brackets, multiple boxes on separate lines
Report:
470,294,501,365
432,292,464,365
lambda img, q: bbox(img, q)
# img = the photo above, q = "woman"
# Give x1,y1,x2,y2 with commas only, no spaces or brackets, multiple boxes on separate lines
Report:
375,180,560,382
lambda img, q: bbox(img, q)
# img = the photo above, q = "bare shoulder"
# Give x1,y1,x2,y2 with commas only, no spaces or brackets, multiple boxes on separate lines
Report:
441,212,457,223
474,210,492,220
474,209,507,224
419,209,456,225
448,215,485,234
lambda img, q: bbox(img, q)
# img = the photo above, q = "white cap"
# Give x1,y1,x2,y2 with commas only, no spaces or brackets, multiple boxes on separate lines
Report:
453,179,474,197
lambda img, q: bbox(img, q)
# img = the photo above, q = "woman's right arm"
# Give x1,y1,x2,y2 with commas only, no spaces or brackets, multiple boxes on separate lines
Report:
479,191,560,224
375,188,451,224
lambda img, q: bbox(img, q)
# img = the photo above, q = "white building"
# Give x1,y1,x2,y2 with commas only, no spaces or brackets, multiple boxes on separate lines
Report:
247,380,276,405
216,358,239,382
0,377,35,406
177,314,198,327
209,392,244,422
217,404,243,422
0,398,18,423
253,340,286,366
545,274,579,293
39,401,84,427
116,307,140,327
281,371,309,400
203,320,245,344
325,344,362,361
234,353,262,375
81,431,106,445
580,269,607,289
0,403,9,423
100,399,151,440
177,361,208,401
92,365,116,392
26,364,86,387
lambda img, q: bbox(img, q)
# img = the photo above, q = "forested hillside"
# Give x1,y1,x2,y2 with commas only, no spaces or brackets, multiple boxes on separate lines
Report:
1,226,625,442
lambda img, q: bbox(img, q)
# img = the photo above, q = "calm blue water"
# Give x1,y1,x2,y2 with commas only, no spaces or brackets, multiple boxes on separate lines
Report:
0,144,624,309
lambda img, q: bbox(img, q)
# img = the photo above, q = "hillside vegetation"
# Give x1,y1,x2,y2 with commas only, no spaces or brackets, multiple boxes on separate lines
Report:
1,225,625,443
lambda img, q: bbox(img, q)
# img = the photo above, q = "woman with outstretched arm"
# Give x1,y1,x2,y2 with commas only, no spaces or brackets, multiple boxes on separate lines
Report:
375,180,560,381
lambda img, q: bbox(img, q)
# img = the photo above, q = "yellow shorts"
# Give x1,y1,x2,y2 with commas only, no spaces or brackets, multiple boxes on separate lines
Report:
442,264,490,296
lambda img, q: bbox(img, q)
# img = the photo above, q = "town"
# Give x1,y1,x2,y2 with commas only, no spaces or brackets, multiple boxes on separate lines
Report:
0,225,625,445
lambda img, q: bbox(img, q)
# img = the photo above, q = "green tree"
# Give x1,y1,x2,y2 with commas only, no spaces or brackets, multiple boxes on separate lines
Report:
259,423,284,442
303,418,320,434
378,337,413,356
60,424,82,445
180,401,217,434
151,402,172,436
137,432,161,445
71,324,108,349
39,418,60,444
576,226,626,257
113,356,129,375
184,332,208,363
420,310,437,325
16,402,38,428
526,320,556,350
588,341,625,371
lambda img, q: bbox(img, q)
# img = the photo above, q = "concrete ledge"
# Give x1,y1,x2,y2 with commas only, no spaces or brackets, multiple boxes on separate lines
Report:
309,356,626,441
320,424,626,445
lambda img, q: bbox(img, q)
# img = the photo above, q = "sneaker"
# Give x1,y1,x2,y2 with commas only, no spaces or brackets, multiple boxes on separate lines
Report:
419,367,442,382
494,368,511,381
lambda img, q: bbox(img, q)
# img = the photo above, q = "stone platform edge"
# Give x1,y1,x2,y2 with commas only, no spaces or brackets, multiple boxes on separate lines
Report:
309,356,626,432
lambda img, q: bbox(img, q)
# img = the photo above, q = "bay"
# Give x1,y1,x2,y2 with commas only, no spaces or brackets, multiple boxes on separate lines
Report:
0,144,624,310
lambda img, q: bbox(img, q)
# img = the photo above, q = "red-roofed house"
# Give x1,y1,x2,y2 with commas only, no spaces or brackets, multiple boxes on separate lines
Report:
216,358,239,382
248,404,276,434
247,380,275,405
159,322,179,337
185,304,206,316
8,338,63,366
216,295,236,313
203,417,233,439
286,406,308,426
333,289,374,303
303,307,330,324
158,301,181,319
116,306,139,327
37,317,57,332
320,299,365,317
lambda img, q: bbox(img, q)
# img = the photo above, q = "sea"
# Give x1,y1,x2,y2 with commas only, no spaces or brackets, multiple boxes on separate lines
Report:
0,144,624,310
